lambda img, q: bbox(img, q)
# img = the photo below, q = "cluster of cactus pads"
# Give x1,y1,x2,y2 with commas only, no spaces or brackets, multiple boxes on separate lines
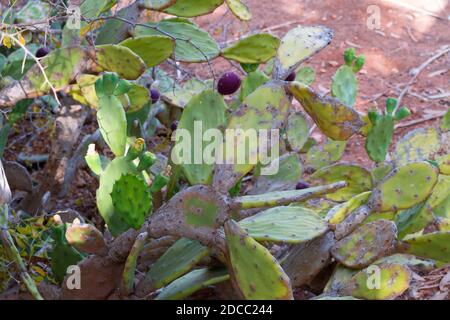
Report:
0,0,449,301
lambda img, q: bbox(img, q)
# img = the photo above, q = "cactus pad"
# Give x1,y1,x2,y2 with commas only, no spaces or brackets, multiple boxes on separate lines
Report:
147,238,209,289
119,36,175,67
437,154,450,175
156,268,229,300
94,45,146,80
164,0,224,17
305,139,346,170
226,0,251,21
142,0,176,10
401,232,450,262
239,71,270,101
249,153,303,194
110,173,152,229
239,206,328,243
286,112,309,152
274,26,333,79
289,82,364,140
394,127,441,166
65,221,107,256
327,191,372,224
173,90,227,185
221,34,280,64
373,161,439,212
347,263,411,300
331,65,357,107
331,220,397,268
224,220,293,299
310,164,373,202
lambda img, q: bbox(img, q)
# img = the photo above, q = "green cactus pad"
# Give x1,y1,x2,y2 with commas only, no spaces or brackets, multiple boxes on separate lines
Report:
226,0,251,21
97,157,138,236
50,224,85,282
233,181,347,209
289,82,364,140
212,82,290,193
239,71,270,101
310,164,373,202
437,154,450,175
394,204,427,239
324,265,357,294
327,191,372,224
94,45,146,80
221,34,280,64
365,114,394,163
142,0,177,10
85,144,109,176
110,173,152,229
348,263,411,300
147,238,209,289
374,161,439,212
239,206,328,243
156,268,229,300
119,36,175,67
401,232,450,262
441,109,450,132
173,90,227,185
121,232,148,296
295,66,316,85
331,220,397,268
74,74,100,109
28,47,87,93
286,112,309,152
249,153,303,194
274,25,333,79
374,254,435,271
371,161,394,184
164,0,224,17
134,20,220,62
305,139,346,170
65,222,107,256
225,220,293,300
394,127,441,166
331,65,357,107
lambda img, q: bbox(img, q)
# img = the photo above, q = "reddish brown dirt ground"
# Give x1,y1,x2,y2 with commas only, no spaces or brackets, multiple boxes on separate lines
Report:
4,0,450,223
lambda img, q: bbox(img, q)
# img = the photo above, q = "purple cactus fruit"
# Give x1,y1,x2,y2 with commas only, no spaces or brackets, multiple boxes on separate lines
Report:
295,181,310,190
285,72,296,82
36,47,50,58
170,121,178,131
150,89,160,104
217,72,241,95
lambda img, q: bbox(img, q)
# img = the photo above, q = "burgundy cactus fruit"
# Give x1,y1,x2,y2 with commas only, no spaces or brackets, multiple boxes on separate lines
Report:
295,181,310,190
170,120,178,131
150,89,160,104
285,72,296,82
217,72,241,95
36,47,50,58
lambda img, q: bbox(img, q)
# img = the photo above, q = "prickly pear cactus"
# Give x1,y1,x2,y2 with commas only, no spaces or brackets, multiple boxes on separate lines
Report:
239,71,269,101
65,221,107,256
327,191,372,224
226,0,251,21
286,112,309,152
119,36,174,68
110,173,152,229
221,34,280,64
224,220,293,300
305,139,347,170
95,73,129,157
164,0,224,17
331,220,397,268
400,231,450,262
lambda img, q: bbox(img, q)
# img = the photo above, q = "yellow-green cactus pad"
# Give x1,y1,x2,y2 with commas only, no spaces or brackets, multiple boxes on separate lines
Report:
147,238,209,289
221,34,280,64
402,231,450,262
305,139,347,170
239,206,328,243
173,90,227,185
156,268,229,300
374,254,435,271
226,0,251,21
135,20,220,62
75,74,100,109
394,127,441,166
225,220,293,300
165,0,224,17
331,220,397,268
212,82,290,192
239,70,270,101
286,112,309,152
142,0,177,10
119,36,175,67
249,153,302,194
327,191,372,224
349,263,411,300
233,181,347,209
310,164,373,202
374,161,439,212
275,25,333,79
289,82,364,140
437,154,450,175
94,45,146,80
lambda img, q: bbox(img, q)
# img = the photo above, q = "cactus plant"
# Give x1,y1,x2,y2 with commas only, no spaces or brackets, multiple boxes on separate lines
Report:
226,0,251,21
305,139,347,170
65,220,108,256
164,0,224,17
119,36,175,68
286,112,309,153
221,34,280,64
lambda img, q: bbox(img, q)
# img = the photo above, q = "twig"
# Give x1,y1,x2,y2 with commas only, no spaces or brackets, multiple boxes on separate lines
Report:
394,110,448,129
395,45,450,112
